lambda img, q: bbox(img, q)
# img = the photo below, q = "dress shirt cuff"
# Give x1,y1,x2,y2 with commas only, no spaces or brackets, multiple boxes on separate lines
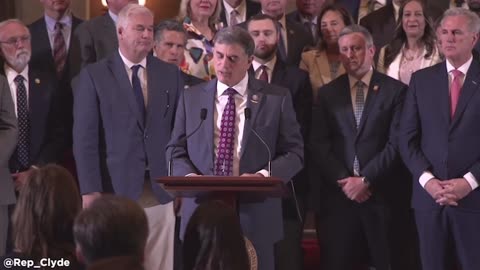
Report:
256,169,269,177
419,171,435,188
464,172,479,190
186,173,197,177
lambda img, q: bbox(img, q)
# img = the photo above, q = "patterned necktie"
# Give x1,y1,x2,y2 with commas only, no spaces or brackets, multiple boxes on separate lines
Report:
230,9,239,26
14,75,30,170
53,22,66,77
353,81,365,175
450,69,464,118
258,65,269,82
277,21,287,62
131,65,146,122
215,88,237,176
454,0,465,7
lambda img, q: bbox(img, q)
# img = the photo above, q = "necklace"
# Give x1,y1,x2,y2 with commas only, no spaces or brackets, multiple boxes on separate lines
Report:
402,47,423,61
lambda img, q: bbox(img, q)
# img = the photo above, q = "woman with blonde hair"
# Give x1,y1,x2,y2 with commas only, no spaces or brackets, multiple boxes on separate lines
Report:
376,0,441,85
178,0,222,81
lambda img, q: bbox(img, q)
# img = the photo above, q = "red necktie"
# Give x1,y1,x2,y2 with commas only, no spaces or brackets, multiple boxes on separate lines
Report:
450,69,464,118
258,65,269,82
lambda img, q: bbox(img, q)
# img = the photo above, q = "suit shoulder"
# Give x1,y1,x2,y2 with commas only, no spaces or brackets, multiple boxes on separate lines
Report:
375,72,406,88
262,81,291,97
360,5,390,27
411,61,445,80
319,74,348,96
28,17,44,30
148,56,178,73
285,65,309,78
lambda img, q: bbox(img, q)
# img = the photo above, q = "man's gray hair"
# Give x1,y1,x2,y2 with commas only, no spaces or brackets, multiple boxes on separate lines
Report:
154,19,186,43
0,19,29,36
338,24,374,48
441,7,480,34
213,26,255,56
116,3,153,31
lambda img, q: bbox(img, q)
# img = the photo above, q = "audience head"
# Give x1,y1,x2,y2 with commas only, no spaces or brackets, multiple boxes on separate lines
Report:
296,0,326,18
384,0,435,68
183,201,251,270
438,8,480,66
224,0,244,8
212,26,254,86
247,14,279,61
107,0,139,15
40,0,70,19
317,4,354,50
117,4,154,63
260,0,287,19
154,19,187,66
338,25,375,79
468,0,480,13
178,0,221,29
74,195,148,265
12,164,81,260
0,19,31,73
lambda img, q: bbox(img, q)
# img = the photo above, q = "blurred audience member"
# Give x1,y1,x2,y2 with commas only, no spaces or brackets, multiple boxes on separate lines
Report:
287,0,328,44
183,201,254,270
74,195,148,270
299,4,353,104
377,0,441,84
220,0,261,27
4,164,81,269
178,0,222,80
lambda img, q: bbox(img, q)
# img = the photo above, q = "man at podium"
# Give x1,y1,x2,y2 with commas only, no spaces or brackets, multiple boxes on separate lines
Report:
167,26,304,270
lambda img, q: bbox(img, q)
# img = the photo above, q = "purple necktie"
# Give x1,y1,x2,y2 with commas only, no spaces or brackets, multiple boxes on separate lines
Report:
215,88,237,176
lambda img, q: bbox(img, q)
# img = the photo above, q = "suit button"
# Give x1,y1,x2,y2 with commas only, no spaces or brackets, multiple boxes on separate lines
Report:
144,134,148,139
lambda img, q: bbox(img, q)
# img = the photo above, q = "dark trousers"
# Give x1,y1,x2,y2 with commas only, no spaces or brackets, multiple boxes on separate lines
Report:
389,207,421,270
315,204,391,270
415,207,480,270
274,195,306,270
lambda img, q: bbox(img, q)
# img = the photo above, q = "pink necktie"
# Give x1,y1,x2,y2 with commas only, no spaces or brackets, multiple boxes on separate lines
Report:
450,69,464,118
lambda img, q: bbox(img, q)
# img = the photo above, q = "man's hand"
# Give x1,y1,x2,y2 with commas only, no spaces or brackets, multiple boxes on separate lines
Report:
82,192,101,209
12,169,33,191
435,178,472,206
337,177,371,203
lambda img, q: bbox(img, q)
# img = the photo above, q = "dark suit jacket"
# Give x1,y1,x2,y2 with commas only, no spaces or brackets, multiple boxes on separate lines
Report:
70,13,117,77
286,10,317,45
335,0,361,22
168,77,304,245
426,0,449,22
360,3,396,51
73,53,183,203
28,15,83,82
1,67,67,172
400,59,480,210
250,60,312,197
0,75,17,206
310,71,407,213
182,71,204,89
219,0,261,26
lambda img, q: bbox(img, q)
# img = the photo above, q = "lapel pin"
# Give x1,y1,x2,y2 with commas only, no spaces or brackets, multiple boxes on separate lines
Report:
289,30,294,35
472,81,477,85
184,85,190,89
251,94,259,103
373,85,379,92
34,78,40,84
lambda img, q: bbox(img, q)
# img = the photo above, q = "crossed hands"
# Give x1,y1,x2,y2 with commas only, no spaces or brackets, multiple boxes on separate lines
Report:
424,178,472,206
338,177,371,203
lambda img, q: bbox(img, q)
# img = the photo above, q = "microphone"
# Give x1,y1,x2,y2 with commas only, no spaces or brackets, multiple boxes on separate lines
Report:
244,108,303,223
167,108,207,176
244,108,271,176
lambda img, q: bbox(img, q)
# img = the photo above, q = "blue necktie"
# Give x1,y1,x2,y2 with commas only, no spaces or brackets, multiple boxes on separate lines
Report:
131,65,145,122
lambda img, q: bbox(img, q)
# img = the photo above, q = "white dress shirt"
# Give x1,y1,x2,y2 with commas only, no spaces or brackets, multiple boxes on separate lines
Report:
252,56,277,83
223,0,247,25
419,56,478,190
4,64,29,117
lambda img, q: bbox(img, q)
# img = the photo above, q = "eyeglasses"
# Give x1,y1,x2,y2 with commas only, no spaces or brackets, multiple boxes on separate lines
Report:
0,35,30,46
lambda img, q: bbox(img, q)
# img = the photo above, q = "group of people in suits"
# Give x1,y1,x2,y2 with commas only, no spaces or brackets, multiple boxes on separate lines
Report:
1,1,480,270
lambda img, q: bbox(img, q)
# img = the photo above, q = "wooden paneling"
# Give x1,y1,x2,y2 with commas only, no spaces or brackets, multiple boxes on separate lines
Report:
0,0,17,21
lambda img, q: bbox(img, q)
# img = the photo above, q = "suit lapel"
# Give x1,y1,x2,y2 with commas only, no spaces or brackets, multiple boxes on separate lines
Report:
451,60,480,129
202,80,217,165
37,20,55,68
102,14,118,46
271,59,285,84
356,72,381,136
108,52,144,129
337,75,357,132
241,77,264,158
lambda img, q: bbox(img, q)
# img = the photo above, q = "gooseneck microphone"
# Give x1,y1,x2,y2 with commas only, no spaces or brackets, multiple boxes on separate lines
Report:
167,108,207,176
244,108,271,176
244,108,303,223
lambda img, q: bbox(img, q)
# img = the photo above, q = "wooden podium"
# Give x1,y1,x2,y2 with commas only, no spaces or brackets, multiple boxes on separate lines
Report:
157,176,286,199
